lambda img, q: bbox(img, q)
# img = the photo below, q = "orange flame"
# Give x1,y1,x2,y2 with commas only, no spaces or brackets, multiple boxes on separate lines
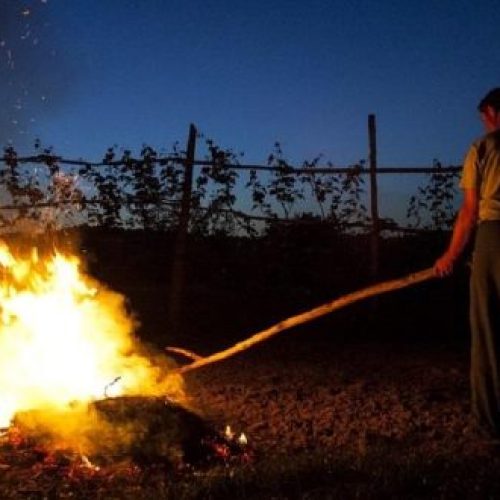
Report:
0,240,183,427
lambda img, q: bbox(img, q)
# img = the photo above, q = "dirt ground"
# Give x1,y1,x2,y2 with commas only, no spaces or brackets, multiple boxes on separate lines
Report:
182,334,500,497
187,338,469,453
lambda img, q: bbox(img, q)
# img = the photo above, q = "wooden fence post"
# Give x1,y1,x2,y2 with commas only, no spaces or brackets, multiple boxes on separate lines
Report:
368,114,379,279
168,123,197,334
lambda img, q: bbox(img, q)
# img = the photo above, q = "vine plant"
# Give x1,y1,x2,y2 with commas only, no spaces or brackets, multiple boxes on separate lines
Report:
0,137,459,237
407,160,460,230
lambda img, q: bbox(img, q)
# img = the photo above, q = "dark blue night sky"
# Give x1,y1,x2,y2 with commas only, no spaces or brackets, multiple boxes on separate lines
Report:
1,0,500,219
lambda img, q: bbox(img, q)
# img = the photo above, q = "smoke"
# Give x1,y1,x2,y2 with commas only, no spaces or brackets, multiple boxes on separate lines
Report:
0,0,71,150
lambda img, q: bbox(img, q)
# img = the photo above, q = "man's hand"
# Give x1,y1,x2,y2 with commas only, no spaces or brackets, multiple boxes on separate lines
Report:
434,252,455,277
434,188,478,278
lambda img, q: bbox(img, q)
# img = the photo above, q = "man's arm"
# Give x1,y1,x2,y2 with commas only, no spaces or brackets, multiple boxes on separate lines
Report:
434,188,478,277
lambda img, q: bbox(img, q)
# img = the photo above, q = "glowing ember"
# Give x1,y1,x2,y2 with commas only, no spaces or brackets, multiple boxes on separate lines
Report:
238,433,248,446
225,425,235,440
81,454,100,471
0,240,183,428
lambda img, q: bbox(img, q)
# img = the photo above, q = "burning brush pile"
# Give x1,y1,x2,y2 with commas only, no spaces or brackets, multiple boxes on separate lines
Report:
0,240,250,485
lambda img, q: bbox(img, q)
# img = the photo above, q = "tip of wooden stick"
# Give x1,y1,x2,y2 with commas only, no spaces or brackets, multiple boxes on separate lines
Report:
165,346,202,361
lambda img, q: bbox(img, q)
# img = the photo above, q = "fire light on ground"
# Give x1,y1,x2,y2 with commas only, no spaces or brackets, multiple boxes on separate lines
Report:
0,240,184,451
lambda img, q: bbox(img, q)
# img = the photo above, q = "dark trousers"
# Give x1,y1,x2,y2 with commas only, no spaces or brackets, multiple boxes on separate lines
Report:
470,220,500,437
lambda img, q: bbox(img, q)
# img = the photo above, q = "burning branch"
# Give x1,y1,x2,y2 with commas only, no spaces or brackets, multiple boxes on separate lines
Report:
172,267,435,375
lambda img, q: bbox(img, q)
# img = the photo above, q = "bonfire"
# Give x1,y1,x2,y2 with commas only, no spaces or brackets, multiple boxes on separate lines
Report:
0,239,249,475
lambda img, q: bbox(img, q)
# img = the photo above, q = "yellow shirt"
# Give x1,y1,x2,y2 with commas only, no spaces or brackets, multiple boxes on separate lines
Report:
460,130,500,221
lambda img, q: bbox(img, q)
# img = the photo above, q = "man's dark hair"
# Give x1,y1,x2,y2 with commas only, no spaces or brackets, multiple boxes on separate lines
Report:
478,88,500,112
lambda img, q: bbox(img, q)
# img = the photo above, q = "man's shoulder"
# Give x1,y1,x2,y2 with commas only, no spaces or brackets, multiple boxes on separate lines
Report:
470,131,500,160
473,130,500,148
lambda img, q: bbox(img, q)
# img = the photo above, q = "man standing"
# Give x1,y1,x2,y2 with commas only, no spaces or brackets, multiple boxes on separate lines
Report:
434,87,500,440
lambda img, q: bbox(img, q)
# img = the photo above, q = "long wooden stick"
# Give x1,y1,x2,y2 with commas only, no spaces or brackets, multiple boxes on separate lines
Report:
173,267,435,375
